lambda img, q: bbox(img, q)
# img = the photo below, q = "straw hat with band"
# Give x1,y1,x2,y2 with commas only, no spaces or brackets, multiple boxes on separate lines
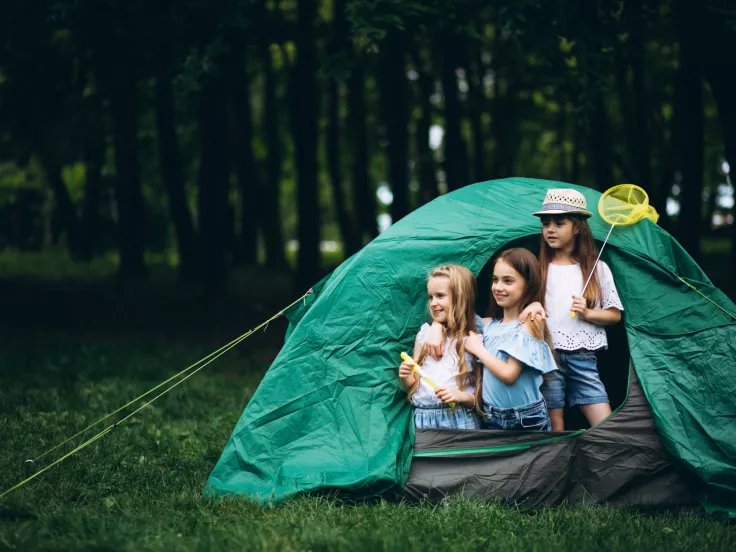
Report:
533,189,593,219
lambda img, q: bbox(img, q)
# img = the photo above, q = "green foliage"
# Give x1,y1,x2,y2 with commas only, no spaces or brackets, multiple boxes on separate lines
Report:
1,341,735,550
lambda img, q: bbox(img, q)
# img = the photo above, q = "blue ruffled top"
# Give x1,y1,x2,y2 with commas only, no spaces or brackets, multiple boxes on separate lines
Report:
481,319,558,410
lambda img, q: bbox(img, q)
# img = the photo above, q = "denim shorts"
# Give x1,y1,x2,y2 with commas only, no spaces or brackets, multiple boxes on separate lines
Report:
482,398,550,431
541,350,609,409
414,405,481,430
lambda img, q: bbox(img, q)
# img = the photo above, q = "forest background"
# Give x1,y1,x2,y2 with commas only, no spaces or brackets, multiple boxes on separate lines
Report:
2,0,735,304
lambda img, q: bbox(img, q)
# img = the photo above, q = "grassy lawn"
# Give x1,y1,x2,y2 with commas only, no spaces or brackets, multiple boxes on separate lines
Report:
1,343,734,551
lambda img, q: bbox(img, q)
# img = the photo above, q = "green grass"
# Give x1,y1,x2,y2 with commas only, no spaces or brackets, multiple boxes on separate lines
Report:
1,342,734,551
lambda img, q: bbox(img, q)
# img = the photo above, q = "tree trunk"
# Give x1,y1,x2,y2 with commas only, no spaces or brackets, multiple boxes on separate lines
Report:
673,1,705,261
555,92,571,182
260,40,288,269
613,46,636,180
490,75,518,179
409,44,438,205
441,35,469,190
379,30,410,222
326,0,360,256
466,45,488,183
571,117,582,185
80,91,106,260
614,2,653,194
292,0,321,288
225,48,259,267
589,96,615,191
109,61,146,280
155,75,198,281
347,50,378,242
628,3,653,195
198,74,231,296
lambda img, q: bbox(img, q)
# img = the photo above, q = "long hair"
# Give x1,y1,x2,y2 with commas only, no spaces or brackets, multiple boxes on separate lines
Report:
538,214,602,309
407,264,477,403
474,248,553,413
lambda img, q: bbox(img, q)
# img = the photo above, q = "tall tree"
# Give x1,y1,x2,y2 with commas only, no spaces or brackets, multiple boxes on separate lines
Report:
466,44,489,183
107,43,147,279
379,30,410,222
628,1,654,195
441,33,469,190
155,74,199,281
225,42,260,267
259,38,288,269
346,48,378,243
197,73,231,295
326,0,360,256
80,87,107,261
292,0,321,287
577,0,615,190
81,2,147,280
410,44,439,204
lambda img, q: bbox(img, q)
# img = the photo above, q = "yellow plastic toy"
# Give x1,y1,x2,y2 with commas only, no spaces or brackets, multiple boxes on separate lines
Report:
400,352,456,408
572,184,659,318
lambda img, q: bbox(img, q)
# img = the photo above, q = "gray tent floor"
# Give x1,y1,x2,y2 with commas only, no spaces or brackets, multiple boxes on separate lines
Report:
403,365,696,509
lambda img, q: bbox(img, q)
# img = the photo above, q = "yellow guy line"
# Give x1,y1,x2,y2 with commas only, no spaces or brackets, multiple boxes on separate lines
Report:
0,290,311,500
677,276,736,321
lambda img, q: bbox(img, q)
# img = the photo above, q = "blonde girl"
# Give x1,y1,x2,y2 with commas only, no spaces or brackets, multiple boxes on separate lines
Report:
398,265,481,429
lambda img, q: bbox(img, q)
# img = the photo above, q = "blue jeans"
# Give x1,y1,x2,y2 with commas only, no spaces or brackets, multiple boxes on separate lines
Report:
483,398,550,431
541,350,609,409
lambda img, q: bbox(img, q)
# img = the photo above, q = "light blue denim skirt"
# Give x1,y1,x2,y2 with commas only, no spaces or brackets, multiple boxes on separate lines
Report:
414,404,481,430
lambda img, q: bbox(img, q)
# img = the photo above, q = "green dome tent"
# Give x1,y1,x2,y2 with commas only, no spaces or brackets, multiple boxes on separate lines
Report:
205,178,736,519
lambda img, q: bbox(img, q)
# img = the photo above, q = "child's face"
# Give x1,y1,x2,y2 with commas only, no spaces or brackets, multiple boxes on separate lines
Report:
541,216,578,251
427,276,452,324
492,259,526,310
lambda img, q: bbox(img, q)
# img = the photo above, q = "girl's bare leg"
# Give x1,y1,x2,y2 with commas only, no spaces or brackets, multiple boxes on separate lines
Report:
548,408,565,431
580,402,612,427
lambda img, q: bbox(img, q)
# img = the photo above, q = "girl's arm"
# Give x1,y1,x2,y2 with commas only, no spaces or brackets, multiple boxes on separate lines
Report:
571,296,622,325
423,322,445,360
519,301,547,322
464,332,523,385
434,387,475,407
398,336,422,392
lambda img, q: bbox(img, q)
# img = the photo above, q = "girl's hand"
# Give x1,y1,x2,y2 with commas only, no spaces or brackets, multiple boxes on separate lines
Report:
520,301,547,323
423,322,445,360
399,360,416,382
435,387,459,405
571,295,589,319
463,331,484,357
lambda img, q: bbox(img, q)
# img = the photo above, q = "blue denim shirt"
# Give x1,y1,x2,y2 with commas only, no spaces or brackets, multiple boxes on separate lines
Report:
481,319,558,410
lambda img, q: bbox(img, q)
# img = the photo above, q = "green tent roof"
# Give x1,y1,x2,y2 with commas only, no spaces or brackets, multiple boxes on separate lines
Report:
205,178,736,518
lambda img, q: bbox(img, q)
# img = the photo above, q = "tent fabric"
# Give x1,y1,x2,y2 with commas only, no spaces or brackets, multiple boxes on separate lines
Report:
205,177,736,519
404,365,695,508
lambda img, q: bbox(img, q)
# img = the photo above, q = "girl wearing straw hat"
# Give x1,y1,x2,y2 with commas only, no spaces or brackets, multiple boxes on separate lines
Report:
526,189,623,431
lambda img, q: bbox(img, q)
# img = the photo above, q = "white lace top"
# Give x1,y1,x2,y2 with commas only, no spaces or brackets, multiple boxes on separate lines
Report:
412,324,475,407
545,261,623,351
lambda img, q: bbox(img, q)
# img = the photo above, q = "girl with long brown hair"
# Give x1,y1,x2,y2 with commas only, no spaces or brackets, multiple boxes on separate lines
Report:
463,248,558,431
529,189,623,431
398,264,481,429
